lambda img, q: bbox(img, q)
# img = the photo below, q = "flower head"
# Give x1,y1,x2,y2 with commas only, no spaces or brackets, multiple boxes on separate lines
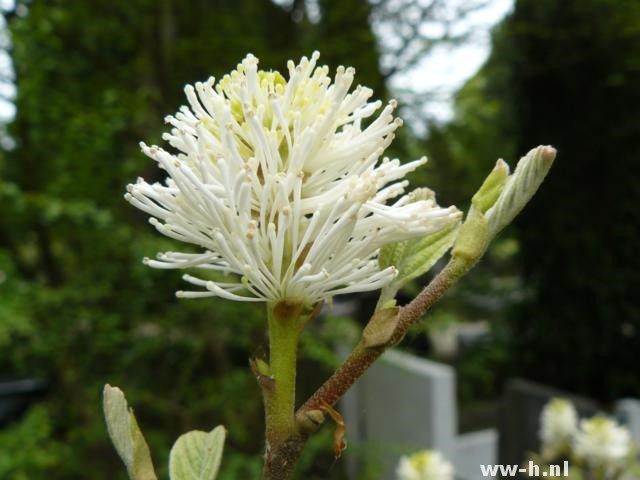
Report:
396,450,454,480
539,398,578,459
126,52,460,303
573,416,631,468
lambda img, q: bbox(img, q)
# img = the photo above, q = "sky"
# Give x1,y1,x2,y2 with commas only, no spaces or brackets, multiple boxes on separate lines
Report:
383,0,514,128
0,0,513,126
0,9,14,121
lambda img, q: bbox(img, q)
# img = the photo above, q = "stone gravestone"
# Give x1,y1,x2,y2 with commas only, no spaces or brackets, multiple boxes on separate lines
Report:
0,378,47,426
341,348,457,480
616,399,640,442
498,378,599,477
455,429,498,480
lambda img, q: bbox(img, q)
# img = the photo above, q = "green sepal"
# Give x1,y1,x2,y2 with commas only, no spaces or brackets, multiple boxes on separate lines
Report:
103,385,157,480
169,426,226,480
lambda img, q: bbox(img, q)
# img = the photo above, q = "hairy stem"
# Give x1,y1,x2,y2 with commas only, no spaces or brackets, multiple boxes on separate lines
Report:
262,300,312,480
265,305,300,448
298,257,469,415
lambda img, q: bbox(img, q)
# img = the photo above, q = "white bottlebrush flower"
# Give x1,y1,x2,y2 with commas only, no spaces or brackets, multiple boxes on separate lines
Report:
396,450,454,480
126,52,461,303
540,398,578,459
573,416,631,468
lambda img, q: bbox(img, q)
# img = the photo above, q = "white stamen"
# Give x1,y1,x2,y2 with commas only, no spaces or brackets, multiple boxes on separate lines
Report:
126,52,461,303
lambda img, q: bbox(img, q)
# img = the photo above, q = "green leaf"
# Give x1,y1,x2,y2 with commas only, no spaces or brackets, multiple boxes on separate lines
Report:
103,385,157,480
378,236,408,274
485,145,556,237
381,223,460,290
395,224,460,284
471,158,510,213
379,187,461,295
452,145,556,267
169,426,227,480
379,188,433,269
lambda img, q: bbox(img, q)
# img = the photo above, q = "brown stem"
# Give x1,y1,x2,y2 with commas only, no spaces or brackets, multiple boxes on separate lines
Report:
262,434,305,480
298,257,469,416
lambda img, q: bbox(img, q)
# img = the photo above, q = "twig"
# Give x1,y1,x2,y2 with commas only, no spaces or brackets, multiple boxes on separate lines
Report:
297,257,468,421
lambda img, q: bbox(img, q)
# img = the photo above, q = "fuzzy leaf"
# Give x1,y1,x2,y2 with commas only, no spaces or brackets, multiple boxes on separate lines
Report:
378,238,408,274
452,146,555,266
379,188,436,273
169,426,226,480
381,223,459,292
379,186,460,292
103,385,157,480
396,224,460,284
485,145,556,237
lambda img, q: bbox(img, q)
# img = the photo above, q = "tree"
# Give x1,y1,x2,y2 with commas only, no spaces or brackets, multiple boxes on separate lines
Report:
0,2,338,479
499,0,640,400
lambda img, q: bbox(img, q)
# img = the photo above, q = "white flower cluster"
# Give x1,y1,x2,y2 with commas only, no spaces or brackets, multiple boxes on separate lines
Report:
396,450,454,480
574,416,631,468
539,398,634,471
540,398,578,459
126,52,460,303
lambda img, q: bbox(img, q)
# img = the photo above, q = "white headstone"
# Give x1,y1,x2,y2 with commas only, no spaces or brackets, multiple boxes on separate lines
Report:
341,348,457,479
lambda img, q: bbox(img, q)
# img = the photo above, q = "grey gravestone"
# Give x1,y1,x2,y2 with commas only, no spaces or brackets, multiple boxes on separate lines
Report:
498,379,599,478
0,378,47,426
454,429,498,480
616,399,640,441
341,349,456,480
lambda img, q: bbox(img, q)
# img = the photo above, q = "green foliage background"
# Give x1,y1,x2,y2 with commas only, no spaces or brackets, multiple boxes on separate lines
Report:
0,1,382,478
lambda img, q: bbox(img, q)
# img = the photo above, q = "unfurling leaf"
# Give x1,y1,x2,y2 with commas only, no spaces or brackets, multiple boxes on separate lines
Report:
453,145,556,266
389,224,460,284
169,426,226,480
485,146,556,237
471,159,510,213
103,385,157,480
